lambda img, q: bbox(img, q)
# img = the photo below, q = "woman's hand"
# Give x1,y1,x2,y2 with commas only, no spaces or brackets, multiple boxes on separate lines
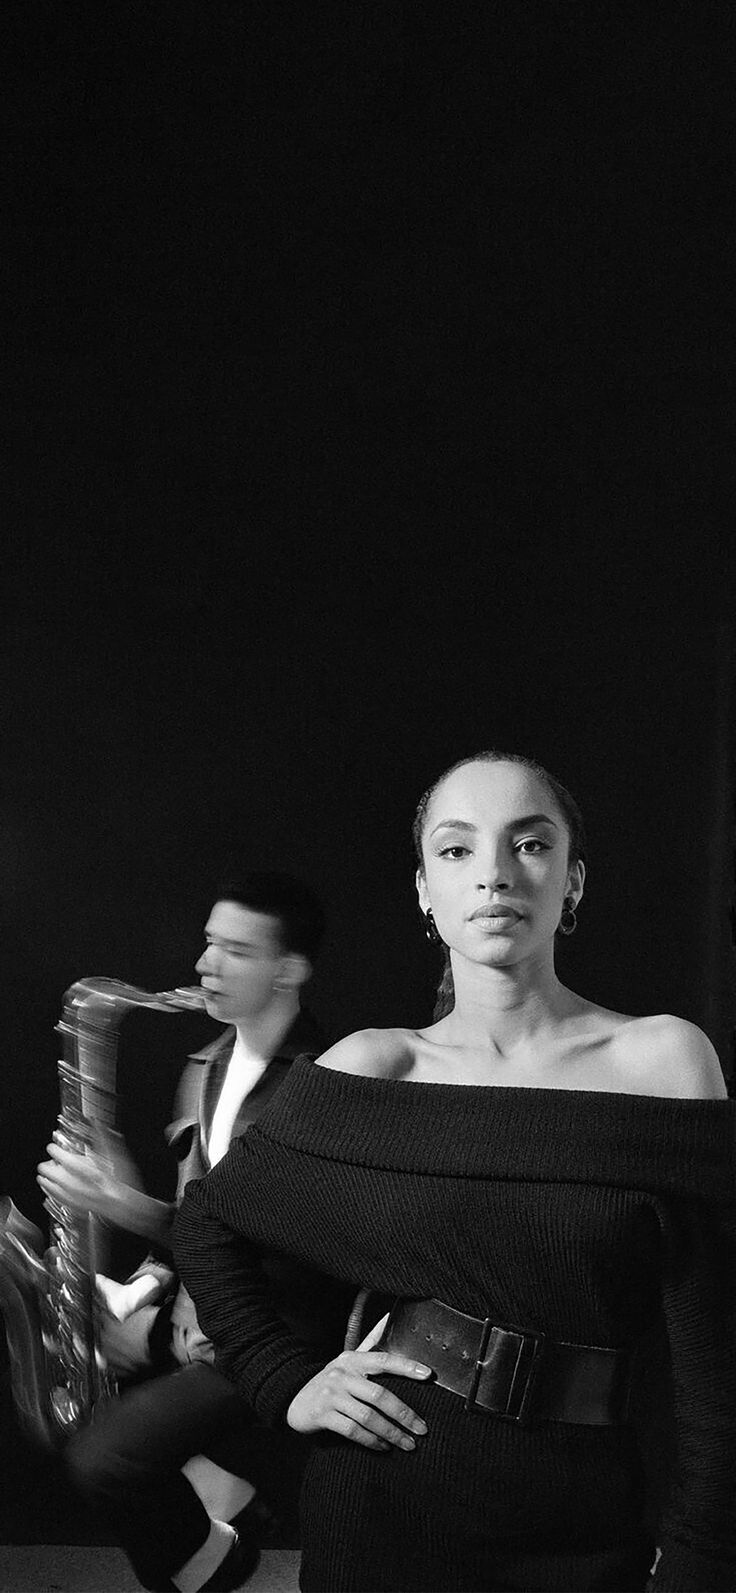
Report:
286,1313,432,1451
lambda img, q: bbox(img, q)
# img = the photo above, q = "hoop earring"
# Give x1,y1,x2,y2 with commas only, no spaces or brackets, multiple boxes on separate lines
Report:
423,909,443,945
558,897,578,937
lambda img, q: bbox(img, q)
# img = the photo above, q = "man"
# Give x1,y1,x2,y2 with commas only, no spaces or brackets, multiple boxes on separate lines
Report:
38,870,353,1593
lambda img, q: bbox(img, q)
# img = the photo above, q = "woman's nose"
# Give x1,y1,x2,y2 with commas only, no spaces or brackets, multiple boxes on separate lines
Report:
475,849,511,889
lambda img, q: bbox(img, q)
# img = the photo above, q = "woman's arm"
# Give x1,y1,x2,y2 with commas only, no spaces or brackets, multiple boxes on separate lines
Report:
174,1136,432,1443
174,1164,330,1422
649,1191,736,1591
637,1024,735,1588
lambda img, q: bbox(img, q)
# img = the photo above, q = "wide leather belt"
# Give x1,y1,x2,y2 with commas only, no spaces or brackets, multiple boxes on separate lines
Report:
381,1298,632,1426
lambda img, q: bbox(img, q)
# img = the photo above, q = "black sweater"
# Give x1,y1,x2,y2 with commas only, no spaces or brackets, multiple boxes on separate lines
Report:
174,1057,736,1592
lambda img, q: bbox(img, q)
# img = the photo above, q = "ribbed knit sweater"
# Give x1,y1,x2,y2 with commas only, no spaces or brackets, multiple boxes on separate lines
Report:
174,1057,736,1593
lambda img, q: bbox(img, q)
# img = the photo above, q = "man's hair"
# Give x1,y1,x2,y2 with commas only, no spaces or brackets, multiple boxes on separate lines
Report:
213,869,326,962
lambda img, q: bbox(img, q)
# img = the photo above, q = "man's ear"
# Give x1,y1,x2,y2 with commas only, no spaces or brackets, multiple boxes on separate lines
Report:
416,867,430,916
276,952,311,992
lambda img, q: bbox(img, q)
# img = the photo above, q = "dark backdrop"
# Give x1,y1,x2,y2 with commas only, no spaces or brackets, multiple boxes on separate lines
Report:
2,0,735,1546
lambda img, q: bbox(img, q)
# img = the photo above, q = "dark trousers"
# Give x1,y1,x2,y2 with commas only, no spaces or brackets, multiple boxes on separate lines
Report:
65,1361,308,1591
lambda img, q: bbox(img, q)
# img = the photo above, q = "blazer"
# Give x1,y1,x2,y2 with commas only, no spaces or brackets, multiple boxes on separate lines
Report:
136,1008,344,1368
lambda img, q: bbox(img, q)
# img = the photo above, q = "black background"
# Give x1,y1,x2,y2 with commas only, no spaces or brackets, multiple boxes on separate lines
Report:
2,0,735,1544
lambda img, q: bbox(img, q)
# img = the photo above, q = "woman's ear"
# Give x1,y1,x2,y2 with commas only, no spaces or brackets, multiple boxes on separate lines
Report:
416,867,430,916
567,858,586,906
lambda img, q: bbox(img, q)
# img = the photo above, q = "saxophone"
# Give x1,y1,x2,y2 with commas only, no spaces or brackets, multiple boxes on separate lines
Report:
0,977,206,1449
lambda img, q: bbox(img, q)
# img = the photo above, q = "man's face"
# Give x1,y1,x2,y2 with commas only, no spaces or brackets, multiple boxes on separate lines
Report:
195,899,286,1024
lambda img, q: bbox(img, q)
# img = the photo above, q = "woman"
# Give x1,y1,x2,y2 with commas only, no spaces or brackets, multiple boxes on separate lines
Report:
175,752,736,1592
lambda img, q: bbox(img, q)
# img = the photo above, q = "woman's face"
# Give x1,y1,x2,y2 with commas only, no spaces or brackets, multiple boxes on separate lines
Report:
416,760,584,968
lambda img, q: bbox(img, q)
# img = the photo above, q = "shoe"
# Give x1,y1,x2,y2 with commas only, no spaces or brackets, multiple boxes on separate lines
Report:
199,1529,260,1592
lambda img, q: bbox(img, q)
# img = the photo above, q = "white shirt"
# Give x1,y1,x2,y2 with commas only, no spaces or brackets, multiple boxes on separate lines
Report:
207,1035,269,1167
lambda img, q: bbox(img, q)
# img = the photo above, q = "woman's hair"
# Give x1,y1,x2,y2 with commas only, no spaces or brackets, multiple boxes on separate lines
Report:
412,751,586,1020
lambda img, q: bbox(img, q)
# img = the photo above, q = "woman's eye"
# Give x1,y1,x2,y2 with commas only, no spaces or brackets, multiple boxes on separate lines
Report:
516,838,548,855
438,845,469,859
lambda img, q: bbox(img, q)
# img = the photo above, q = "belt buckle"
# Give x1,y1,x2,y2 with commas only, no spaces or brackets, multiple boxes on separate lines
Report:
466,1320,547,1423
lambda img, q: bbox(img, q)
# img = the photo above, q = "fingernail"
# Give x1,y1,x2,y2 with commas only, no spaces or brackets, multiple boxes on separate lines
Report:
412,1419,428,1434
415,1364,432,1376
399,1435,415,1450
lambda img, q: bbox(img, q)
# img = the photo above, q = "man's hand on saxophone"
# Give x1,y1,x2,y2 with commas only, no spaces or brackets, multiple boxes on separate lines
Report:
36,1126,175,1248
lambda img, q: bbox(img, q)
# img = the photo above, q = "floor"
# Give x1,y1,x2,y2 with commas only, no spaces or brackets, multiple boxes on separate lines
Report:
0,1372,302,1590
0,1545,300,1592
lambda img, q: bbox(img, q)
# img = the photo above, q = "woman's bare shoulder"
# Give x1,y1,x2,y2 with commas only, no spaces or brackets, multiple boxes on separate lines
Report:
314,1028,416,1079
610,1012,727,1099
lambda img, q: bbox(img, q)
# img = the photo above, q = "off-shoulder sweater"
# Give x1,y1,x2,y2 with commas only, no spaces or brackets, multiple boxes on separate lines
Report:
174,1057,736,1593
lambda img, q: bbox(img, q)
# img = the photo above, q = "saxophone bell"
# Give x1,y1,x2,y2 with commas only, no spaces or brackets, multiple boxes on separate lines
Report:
0,977,208,1448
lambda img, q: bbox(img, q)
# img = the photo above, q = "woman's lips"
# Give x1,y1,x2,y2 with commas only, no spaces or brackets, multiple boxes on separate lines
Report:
469,908,522,930
469,907,521,921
